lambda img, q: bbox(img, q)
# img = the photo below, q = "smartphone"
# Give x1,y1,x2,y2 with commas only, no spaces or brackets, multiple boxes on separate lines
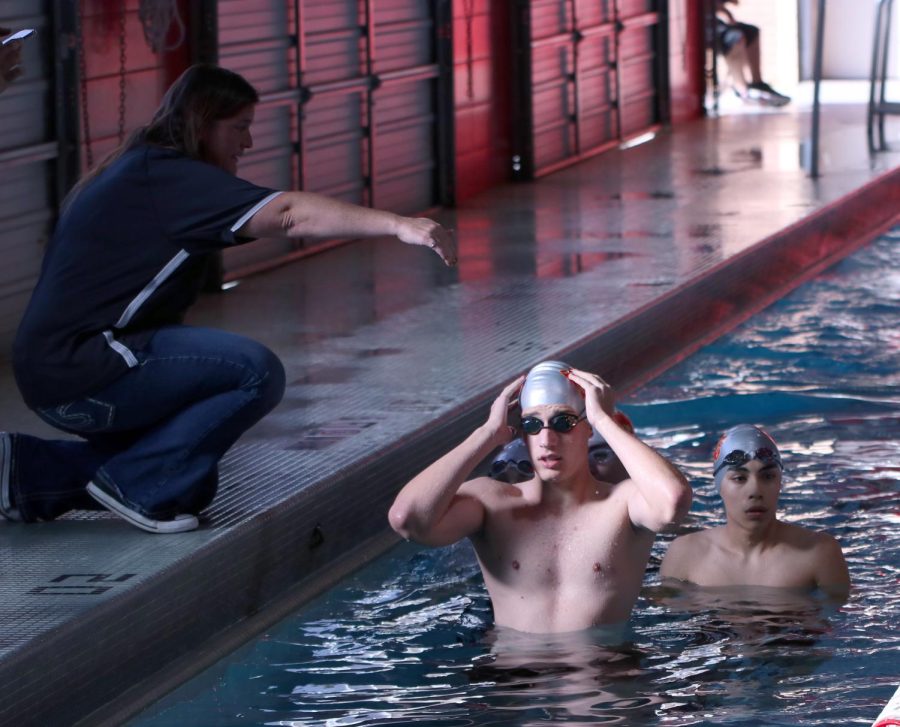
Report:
2,29,35,45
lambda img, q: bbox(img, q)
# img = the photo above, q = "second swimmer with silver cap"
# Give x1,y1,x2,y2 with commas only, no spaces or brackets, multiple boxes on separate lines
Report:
660,424,850,598
389,360,692,633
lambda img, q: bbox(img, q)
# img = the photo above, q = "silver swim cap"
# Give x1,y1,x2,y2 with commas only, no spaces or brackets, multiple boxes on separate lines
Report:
519,360,584,414
712,424,783,489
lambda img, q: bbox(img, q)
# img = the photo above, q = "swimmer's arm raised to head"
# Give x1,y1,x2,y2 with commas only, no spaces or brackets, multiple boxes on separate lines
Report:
236,190,457,266
388,376,524,547
567,368,692,532
813,533,851,600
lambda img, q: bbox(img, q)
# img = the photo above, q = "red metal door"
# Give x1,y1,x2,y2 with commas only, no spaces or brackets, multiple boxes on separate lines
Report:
616,0,664,136
513,0,666,178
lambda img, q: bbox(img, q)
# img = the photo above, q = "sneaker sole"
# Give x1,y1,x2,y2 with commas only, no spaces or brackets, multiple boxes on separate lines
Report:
86,482,198,534
0,433,22,521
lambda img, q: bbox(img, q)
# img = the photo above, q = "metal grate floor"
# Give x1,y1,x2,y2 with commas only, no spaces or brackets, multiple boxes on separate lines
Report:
0,105,898,727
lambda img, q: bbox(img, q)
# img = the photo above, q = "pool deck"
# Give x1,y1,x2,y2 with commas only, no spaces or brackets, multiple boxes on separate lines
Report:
1,102,899,727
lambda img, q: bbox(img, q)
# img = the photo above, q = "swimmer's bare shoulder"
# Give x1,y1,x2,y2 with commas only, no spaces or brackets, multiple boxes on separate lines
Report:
456,476,548,546
659,528,718,582
777,520,832,548
778,522,850,595
457,476,531,511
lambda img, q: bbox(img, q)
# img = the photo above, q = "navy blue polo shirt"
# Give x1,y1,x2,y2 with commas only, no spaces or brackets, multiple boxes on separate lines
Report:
13,145,280,409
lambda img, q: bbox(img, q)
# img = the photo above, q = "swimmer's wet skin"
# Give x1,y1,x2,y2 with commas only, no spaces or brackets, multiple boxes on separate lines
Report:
389,360,692,633
659,424,851,599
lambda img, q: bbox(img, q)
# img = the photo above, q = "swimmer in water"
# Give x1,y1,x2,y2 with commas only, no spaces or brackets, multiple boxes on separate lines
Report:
659,424,850,599
389,360,692,633
490,410,636,485
586,410,635,484
488,438,535,485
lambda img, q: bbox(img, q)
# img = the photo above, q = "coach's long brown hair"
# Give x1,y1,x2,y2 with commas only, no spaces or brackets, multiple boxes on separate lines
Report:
63,64,259,209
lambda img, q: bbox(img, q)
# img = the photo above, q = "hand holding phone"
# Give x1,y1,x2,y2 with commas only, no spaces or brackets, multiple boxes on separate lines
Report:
1,28,30,94
2,28,36,45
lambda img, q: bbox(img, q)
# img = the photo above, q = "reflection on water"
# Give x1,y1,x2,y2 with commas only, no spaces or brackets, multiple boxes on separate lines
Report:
132,234,900,726
133,547,865,726
469,626,659,725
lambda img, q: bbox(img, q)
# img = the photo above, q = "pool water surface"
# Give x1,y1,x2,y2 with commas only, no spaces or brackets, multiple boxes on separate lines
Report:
131,230,900,726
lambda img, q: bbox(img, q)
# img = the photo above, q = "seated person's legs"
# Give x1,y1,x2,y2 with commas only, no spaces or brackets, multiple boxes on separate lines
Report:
716,19,790,106
717,20,752,96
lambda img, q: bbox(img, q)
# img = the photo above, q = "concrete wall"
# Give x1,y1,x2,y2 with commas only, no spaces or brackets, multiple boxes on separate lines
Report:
800,0,900,80
722,0,899,88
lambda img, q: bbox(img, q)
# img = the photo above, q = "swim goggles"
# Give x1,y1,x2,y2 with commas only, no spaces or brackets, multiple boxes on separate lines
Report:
490,458,535,478
521,413,585,436
588,443,614,463
713,447,782,475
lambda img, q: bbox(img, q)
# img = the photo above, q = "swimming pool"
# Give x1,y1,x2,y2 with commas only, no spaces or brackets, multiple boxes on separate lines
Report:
130,230,900,726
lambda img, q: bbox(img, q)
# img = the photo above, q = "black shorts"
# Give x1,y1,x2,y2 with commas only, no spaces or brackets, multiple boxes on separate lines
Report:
716,20,759,55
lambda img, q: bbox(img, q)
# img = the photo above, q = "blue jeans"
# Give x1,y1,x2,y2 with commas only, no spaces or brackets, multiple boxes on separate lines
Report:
12,326,285,522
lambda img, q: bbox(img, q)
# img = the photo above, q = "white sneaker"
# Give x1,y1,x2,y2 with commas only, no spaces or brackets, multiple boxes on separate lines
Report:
87,481,198,534
746,82,791,107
